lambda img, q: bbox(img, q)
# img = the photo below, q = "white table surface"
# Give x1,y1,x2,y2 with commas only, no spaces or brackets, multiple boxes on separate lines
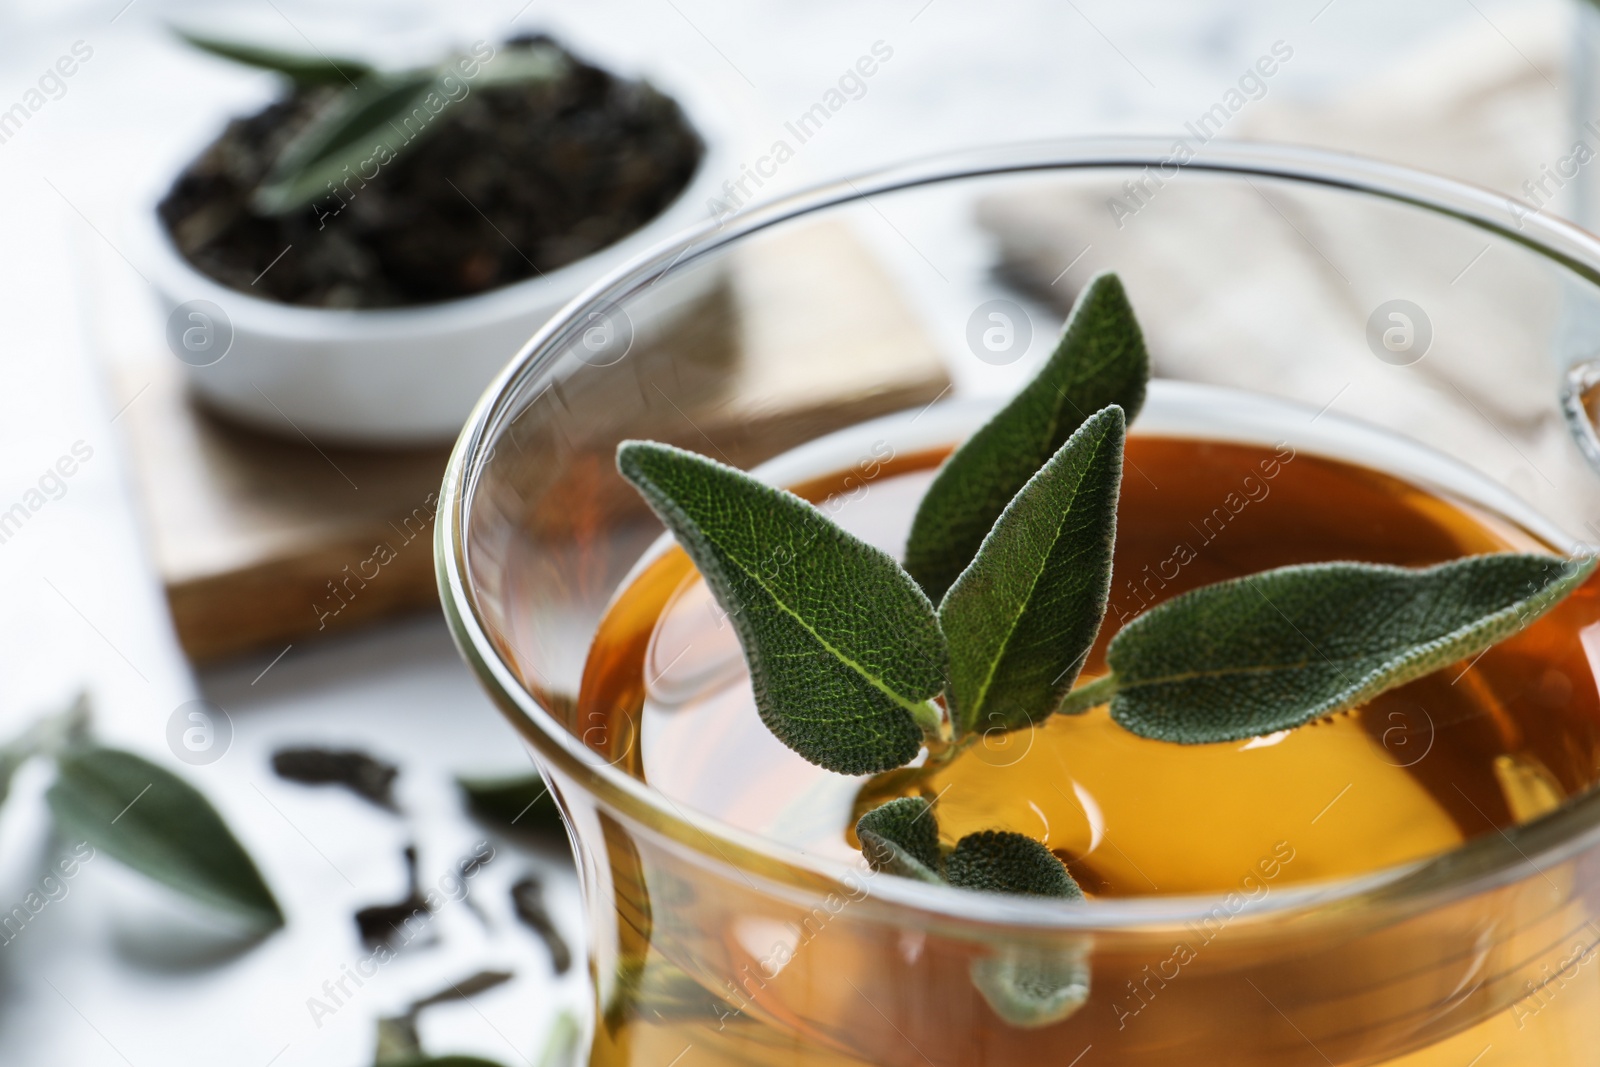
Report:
0,0,1523,1062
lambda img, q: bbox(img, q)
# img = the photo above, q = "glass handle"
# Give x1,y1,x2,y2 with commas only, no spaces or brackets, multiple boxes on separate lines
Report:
1561,359,1600,479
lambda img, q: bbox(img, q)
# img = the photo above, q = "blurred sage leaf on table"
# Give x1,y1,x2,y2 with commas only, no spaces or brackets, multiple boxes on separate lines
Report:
619,441,949,775
904,271,1148,602
47,745,284,930
0,693,88,808
533,1011,582,1067
939,406,1123,737
457,772,568,841
1064,554,1598,742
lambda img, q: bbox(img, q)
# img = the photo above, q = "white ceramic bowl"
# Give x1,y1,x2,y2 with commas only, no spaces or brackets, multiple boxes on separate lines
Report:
146,68,729,447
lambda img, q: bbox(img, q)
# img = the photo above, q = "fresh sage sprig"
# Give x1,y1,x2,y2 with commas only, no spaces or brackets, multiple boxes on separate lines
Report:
48,746,283,930
177,31,567,215
615,270,1594,906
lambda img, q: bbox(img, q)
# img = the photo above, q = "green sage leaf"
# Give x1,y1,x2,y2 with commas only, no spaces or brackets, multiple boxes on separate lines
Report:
1100,553,1597,743
854,801,1082,899
618,442,948,775
0,693,90,808
252,42,572,216
47,746,284,930
944,831,1084,899
469,42,570,87
253,71,441,215
947,835,1086,1029
458,772,568,842
947,831,1089,1029
855,797,942,883
905,272,1148,602
534,1010,581,1067
970,944,1091,1030
854,801,1088,1027
939,406,1123,737
176,30,373,86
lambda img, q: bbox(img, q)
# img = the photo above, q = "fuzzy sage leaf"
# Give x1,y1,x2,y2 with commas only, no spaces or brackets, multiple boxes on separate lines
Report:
854,799,1082,898
905,272,1148,602
970,943,1092,1030
253,71,442,215
618,441,948,775
176,30,373,86
855,800,1088,1028
47,746,284,930
251,42,571,215
1072,553,1597,743
945,831,1085,899
857,796,943,883
939,406,1123,737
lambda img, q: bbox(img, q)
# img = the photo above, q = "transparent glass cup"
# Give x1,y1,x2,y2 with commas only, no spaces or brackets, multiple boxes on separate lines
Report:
437,141,1600,1066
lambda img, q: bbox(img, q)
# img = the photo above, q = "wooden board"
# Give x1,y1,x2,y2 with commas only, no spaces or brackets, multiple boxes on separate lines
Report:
113,220,951,663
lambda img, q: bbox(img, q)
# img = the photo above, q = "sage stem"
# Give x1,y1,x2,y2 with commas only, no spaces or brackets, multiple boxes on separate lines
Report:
1056,673,1118,716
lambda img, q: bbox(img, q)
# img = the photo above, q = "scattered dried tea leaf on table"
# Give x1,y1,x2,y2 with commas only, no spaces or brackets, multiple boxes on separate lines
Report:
618,441,948,775
939,406,1123,737
512,874,573,975
905,272,1148,602
273,746,399,810
355,844,430,949
408,969,517,1011
46,746,284,930
375,970,516,1066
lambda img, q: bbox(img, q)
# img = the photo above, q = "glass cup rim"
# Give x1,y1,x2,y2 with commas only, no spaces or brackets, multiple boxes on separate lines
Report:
437,136,1600,932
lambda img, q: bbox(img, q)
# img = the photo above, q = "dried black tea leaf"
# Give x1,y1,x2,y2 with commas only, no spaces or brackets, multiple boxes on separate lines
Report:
272,746,399,810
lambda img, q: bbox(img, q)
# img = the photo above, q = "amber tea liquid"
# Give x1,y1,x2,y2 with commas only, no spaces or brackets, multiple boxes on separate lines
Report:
570,433,1600,1067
